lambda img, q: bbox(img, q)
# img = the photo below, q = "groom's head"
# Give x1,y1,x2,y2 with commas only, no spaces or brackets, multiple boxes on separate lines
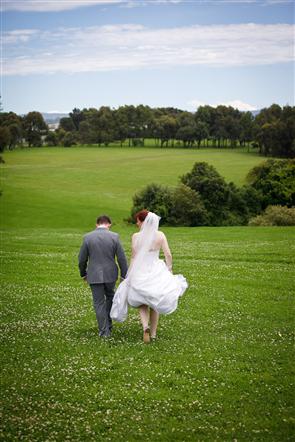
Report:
96,215,112,229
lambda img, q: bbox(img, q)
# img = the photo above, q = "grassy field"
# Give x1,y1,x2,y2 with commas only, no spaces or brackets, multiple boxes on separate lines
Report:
0,147,294,441
0,146,262,229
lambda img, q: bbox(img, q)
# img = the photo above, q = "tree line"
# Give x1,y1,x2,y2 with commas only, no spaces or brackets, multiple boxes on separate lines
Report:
0,103,294,157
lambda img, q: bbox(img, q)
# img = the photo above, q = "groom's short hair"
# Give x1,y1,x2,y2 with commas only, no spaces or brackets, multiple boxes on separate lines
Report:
97,215,112,225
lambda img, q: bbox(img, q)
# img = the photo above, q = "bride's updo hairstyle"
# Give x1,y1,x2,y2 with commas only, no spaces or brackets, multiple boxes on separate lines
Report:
135,209,149,223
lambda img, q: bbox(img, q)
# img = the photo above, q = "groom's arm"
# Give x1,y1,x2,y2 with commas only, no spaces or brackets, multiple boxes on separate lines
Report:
115,237,128,279
78,238,89,279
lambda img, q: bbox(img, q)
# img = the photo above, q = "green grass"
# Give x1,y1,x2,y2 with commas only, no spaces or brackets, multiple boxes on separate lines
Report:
0,147,294,441
1,146,262,229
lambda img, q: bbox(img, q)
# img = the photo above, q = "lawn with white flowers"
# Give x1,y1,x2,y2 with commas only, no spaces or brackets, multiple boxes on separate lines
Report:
1,148,294,441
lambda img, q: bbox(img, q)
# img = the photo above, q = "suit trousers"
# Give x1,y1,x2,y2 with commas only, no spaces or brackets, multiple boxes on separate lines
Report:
90,282,116,336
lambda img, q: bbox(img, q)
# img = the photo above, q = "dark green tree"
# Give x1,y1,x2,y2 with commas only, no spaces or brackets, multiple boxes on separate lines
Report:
211,106,228,147
254,105,295,157
155,115,178,147
176,124,196,147
8,123,22,150
55,128,66,145
59,117,76,132
175,113,197,147
63,131,76,147
45,131,58,146
195,105,216,146
79,120,97,144
0,112,23,149
181,162,232,225
69,108,84,130
0,126,10,152
239,112,254,147
113,107,129,146
135,105,153,144
130,183,173,224
194,120,209,147
96,106,115,145
247,159,295,207
167,184,209,226
223,108,241,148
23,111,48,147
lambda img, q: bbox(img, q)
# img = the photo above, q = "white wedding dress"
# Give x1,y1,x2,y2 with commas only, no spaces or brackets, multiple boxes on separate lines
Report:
111,212,188,322
127,248,187,313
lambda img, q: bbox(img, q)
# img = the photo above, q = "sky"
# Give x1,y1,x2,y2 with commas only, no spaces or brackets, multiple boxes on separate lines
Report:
2,0,295,114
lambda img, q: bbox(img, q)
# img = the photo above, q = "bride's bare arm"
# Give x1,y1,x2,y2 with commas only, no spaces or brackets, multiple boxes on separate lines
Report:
161,233,172,271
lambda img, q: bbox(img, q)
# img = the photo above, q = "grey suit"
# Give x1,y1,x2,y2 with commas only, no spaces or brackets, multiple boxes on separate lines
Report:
78,227,128,336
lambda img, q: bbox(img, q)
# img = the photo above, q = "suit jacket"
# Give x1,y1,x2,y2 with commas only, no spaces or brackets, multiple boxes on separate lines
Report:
78,228,128,284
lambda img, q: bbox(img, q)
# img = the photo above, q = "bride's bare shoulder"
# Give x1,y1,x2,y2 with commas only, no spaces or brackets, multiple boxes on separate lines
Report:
132,232,140,241
157,231,166,240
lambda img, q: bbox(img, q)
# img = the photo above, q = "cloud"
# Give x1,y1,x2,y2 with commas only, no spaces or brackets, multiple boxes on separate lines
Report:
188,99,257,111
2,29,39,44
1,0,124,12
262,0,294,4
3,23,294,76
1,0,182,12
185,0,294,3
121,0,182,8
2,0,293,11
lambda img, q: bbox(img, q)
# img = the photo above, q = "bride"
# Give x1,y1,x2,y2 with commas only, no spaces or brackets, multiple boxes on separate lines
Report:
111,210,188,343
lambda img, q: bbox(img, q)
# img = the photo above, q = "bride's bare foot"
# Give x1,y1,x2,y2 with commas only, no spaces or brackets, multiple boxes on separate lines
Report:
143,327,150,343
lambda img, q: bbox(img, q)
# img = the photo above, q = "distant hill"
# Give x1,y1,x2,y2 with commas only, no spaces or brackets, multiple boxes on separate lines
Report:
42,112,69,124
251,110,261,117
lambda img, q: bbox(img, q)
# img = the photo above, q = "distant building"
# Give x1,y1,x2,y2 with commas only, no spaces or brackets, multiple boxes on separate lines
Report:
48,122,59,131
42,112,69,131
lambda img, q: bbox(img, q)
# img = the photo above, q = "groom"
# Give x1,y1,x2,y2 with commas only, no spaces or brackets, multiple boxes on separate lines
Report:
78,215,128,338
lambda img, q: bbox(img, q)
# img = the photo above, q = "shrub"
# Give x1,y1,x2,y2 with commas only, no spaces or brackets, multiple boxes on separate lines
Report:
45,132,58,146
129,162,264,227
247,159,295,208
167,184,209,226
130,183,209,226
238,185,263,217
63,132,76,147
130,183,173,224
249,205,295,226
28,132,43,147
180,162,260,225
225,184,263,225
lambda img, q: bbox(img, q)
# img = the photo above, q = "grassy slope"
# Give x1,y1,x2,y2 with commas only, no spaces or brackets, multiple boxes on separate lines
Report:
1,146,262,229
0,147,294,441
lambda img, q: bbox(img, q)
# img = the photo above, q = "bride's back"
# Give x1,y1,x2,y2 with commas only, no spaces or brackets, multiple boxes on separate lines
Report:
133,230,164,251
132,231,172,268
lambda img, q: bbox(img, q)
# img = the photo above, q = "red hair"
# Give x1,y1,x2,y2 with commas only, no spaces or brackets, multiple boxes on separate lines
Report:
135,209,149,222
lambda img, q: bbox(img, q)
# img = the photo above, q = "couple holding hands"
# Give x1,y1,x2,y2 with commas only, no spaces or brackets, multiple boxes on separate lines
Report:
78,210,187,343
